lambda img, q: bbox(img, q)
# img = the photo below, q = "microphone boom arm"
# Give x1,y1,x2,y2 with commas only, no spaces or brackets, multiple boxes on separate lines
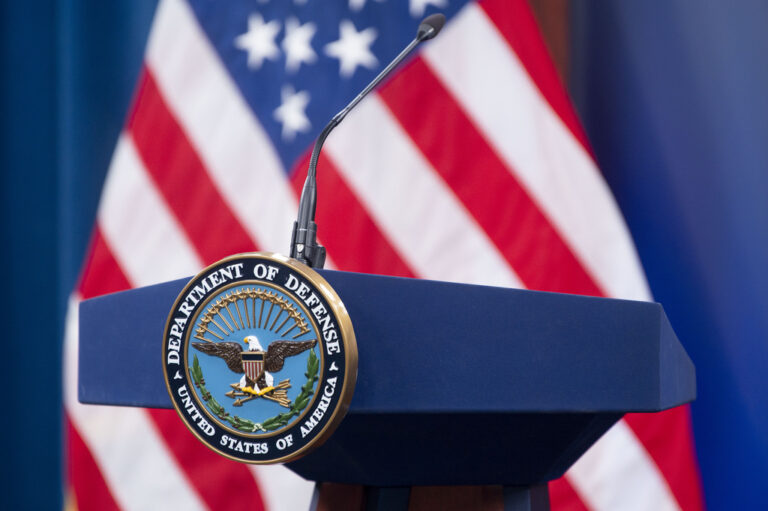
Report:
289,14,446,268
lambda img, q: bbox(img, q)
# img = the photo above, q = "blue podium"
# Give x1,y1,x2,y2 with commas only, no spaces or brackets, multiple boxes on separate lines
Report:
79,269,695,510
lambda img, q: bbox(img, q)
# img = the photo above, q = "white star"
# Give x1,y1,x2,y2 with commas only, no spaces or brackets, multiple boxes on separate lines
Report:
324,20,378,78
409,0,447,18
235,13,281,70
282,17,317,73
349,0,386,11
273,85,311,141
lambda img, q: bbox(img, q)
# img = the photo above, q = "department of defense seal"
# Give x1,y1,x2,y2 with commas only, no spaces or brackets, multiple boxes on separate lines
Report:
162,252,357,464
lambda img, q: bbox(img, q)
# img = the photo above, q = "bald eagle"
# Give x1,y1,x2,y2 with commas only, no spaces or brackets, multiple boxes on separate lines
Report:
192,335,316,392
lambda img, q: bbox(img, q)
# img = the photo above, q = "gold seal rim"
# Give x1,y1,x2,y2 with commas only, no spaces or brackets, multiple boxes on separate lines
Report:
162,251,358,465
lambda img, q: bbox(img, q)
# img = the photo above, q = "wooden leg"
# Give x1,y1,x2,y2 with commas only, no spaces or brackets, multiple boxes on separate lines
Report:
309,484,549,511
310,483,365,511
409,486,503,511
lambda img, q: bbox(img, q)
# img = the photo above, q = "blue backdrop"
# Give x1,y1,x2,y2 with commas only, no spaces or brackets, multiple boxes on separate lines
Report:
571,1,768,508
2,0,766,509
1,1,157,508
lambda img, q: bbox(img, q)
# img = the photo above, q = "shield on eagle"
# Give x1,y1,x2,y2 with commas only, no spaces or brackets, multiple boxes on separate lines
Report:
242,351,265,382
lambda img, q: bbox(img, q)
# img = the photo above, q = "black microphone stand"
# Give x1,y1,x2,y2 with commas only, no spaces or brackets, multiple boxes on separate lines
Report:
289,13,446,268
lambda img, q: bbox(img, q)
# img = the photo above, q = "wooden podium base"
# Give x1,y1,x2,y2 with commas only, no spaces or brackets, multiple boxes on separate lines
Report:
310,484,550,511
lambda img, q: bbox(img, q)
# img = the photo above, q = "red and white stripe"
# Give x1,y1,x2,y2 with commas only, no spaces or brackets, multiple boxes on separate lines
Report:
64,0,704,509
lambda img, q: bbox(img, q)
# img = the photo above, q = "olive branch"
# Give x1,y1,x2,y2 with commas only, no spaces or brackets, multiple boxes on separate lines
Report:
190,350,319,433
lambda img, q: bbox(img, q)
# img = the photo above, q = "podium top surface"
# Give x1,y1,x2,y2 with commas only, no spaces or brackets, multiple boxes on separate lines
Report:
79,269,694,414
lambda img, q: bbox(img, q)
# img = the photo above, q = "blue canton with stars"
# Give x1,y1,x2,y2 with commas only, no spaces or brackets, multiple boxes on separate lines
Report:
186,0,469,173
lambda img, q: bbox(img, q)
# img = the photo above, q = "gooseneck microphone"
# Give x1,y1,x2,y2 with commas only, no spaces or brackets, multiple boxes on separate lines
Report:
289,13,446,268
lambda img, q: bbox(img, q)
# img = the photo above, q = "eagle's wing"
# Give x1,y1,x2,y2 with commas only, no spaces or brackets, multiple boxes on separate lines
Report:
191,342,243,374
264,339,317,372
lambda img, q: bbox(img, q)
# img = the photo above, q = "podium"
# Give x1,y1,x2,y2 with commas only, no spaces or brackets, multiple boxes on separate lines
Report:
79,269,695,510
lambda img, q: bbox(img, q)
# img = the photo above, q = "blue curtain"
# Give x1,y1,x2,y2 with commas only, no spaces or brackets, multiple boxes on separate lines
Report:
1,1,156,508
570,1,768,509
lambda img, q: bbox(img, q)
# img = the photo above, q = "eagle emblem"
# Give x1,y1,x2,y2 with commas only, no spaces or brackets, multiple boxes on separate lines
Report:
192,335,317,407
162,252,357,464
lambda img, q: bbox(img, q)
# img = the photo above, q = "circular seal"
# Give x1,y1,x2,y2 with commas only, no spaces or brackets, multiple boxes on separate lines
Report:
162,252,357,464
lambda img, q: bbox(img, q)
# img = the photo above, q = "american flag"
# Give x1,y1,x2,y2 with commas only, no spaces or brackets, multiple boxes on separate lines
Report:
64,0,704,509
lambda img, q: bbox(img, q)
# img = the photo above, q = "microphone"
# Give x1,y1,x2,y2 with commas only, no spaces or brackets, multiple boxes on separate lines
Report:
289,13,447,268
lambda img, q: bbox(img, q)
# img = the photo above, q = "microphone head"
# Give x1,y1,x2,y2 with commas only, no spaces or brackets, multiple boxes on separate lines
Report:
416,13,446,41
